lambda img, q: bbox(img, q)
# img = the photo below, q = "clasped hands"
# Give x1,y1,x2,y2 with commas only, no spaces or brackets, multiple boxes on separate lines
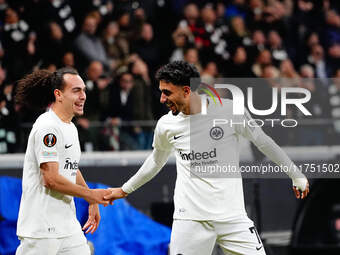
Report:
103,187,128,206
85,187,127,207
82,187,127,234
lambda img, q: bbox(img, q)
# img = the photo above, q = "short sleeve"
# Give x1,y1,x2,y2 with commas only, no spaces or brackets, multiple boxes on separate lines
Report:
34,126,62,165
152,120,172,151
234,109,263,142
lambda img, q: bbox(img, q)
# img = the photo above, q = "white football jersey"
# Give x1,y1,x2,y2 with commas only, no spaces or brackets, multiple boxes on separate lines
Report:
17,109,82,238
153,99,262,220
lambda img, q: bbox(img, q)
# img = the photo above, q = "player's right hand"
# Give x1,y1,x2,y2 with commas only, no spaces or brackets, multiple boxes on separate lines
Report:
86,189,111,205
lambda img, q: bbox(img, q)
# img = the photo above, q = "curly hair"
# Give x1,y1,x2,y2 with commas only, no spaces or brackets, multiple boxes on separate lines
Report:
155,61,200,90
15,67,78,110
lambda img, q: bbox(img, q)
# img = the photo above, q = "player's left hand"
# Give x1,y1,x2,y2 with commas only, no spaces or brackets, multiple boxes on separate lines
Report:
82,204,100,234
292,178,310,199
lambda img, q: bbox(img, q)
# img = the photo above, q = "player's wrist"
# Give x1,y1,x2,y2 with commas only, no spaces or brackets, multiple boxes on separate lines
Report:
84,188,95,203
119,187,128,197
121,183,132,194
292,176,308,191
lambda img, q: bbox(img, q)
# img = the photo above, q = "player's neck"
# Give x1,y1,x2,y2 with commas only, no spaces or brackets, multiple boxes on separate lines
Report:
184,93,201,115
50,104,73,123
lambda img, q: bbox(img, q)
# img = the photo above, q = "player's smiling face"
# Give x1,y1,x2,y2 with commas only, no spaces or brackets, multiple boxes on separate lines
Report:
58,74,86,117
159,80,190,115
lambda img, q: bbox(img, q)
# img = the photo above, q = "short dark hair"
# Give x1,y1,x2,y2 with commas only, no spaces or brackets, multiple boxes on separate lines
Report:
15,67,78,110
155,61,200,90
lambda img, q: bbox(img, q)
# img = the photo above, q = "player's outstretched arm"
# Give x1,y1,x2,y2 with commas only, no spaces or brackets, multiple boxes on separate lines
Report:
104,148,171,205
251,131,310,199
235,110,309,199
40,162,110,205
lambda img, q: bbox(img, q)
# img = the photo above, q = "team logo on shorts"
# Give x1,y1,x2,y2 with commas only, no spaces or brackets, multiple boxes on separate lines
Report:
210,127,224,140
43,133,57,147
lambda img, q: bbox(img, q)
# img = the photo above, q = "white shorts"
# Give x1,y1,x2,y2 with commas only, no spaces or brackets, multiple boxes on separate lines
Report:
170,216,266,255
15,232,91,255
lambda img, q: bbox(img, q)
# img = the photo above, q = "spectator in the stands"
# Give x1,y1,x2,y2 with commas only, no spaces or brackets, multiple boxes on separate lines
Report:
2,7,37,81
80,61,105,116
108,72,139,150
130,58,153,150
0,0,7,20
72,0,113,25
247,29,267,63
228,16,252,49
279,59,301,94
202,5,217,33
40,22,68,67
215,1,228,26
201,3,230,63
0,93,12,153
130,7,148,42
306,44,331,83
247,0,266,30
252,49,273,77
290,0,324,63
328,43,340,73
267,30,288,67
44,63,57,72
102,21,130,71
261,0,287,34
116,11,132,40
178,3,200,30
62,51,75,68
262,64,279,80
293,0,323,31
300,64,314,79
201,61,219,85
169,27,192,62
77,61,111,151
324,10,340,72
0,67,19,153
83,61,111,121
252,29,266,50
306,32,320,49
178,3,208,51
297,31,320,66
131,23,161,76
324,10,340,47
225,46,254,78
184,47,202,72
295,64,332,145
41,0,77,40
280,59,300,79
199,4,216,58
328,68,340,143
74,15,110,71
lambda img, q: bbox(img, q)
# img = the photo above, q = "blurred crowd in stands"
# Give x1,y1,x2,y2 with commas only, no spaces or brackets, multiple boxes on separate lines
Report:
0,0,339,153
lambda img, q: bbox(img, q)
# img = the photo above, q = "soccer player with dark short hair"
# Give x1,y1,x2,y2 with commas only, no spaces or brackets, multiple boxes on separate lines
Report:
104,61,309,255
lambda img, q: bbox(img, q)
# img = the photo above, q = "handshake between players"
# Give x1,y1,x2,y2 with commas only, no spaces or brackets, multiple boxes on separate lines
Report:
100,178,310,206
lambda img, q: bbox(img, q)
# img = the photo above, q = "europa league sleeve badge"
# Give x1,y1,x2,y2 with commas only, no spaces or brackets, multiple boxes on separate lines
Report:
43,133,57,147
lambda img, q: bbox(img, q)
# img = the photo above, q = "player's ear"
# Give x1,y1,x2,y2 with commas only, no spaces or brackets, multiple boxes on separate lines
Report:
183,86,191,96
54,89,62,102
